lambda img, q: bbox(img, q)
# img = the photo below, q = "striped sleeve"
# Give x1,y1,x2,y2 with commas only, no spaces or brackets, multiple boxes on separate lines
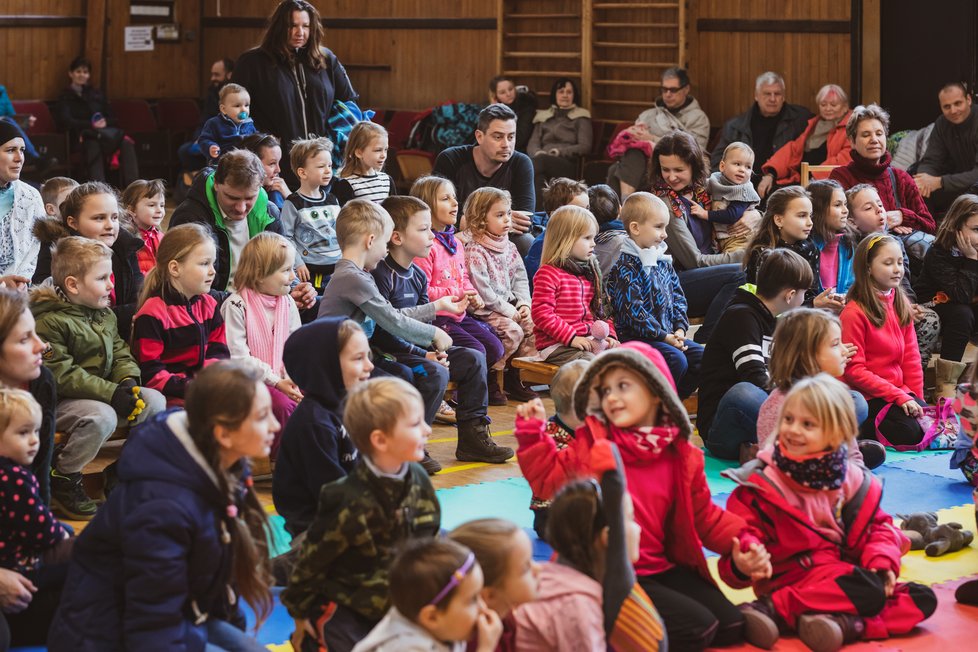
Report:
131,301,189,398
731,331,771,389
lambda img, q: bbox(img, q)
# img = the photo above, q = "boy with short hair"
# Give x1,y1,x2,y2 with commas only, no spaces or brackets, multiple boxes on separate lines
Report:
280,137,341,293
30,237,165,520
524,177,591,281
607,192,703,399
372,196,513,466
283,377,441,652
697,141,760,253
196,83,256,163
40,176,79,219
591,183,626,278
697,248,813,462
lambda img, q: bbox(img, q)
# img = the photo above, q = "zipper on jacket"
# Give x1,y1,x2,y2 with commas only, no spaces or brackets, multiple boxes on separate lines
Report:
184,300,207,369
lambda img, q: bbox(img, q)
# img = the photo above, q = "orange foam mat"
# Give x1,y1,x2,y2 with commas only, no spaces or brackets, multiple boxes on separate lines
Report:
705,578,978,651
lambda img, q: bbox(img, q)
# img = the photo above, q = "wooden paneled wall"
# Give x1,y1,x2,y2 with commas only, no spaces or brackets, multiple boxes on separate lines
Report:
0,1,86,101
685,0,854,130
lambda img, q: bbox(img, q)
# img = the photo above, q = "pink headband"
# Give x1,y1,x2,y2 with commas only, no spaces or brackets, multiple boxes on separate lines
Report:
428,552,475,606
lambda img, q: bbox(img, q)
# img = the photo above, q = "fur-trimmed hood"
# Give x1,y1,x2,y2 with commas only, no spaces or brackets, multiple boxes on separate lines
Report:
573,341,693,440
32,215,70,245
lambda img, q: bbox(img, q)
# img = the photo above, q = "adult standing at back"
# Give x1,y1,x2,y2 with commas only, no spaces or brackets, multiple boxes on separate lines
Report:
914,82,978,213
233,0,357,187
607,67,711,199
433,103,537,254
710,72,812,174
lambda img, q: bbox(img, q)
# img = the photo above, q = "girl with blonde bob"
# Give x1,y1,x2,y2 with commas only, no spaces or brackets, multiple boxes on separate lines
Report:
221,232,302,457
722,374,936,651
531,206,618,363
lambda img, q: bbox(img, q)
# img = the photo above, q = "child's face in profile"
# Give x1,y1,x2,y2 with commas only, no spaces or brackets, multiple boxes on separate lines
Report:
67,258,114,309
170,241,217,299
298,150,332,189
395,210,434,260
492,530,540,609
0,410,41,466
378,398,430,465
221,92,251,123
68,193,120,247
432,183,459,230
719,149,754,185
256,256,296,297
778,398,831,458
339,330,373,390
628,210,669,249
218,382,279,462
357,135,389,173
823,188,849,233
773,197,814,244
485,200,512,237
816,322,848,378
46,186,76,218
426,563,487,642
364,224,393,271
848,189,886,234
132,193,166,231
598,366,661,429
569,226,596,261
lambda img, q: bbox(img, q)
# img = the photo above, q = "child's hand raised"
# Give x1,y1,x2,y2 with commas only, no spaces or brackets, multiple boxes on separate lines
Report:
475,605,503,652
435,295,469,315
431,327,453,352
516,398,547,422
731,537,773,582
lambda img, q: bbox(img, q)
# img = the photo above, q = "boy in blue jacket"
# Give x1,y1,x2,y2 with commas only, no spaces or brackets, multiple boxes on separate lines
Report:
197,83,256,163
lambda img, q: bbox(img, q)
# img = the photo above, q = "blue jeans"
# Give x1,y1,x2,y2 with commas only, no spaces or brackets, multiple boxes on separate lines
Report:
204,619,266,652
705,382,769,460
649,340,704,399
850,389,869,427
677,264,746,344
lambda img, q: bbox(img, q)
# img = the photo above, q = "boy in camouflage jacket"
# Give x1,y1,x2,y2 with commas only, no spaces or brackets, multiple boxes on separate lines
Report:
282,377,441,652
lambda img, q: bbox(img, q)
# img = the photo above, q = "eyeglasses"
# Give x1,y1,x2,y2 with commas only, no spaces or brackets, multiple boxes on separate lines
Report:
661,84,688,94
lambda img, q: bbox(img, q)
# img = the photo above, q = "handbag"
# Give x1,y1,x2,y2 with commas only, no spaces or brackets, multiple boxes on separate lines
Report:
874,397,961,452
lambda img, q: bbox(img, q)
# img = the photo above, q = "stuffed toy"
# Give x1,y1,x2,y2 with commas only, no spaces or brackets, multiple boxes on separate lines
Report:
898,512,975,557
590,320,611,353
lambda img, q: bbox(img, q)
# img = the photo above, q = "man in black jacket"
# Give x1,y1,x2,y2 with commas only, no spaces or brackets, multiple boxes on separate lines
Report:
915,82,978,213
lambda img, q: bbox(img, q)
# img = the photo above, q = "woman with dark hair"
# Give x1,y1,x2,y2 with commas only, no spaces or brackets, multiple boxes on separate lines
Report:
0,121,43,285
233,0,357,187
650,132,759,343
527,78,592,209
48,361,276,651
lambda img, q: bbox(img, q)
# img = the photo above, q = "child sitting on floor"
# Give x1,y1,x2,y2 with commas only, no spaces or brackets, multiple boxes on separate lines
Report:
353,538,503,652
283,377,441,652
607,191,702,399
120,178,166,275
31,237,166,521
721,374,937,651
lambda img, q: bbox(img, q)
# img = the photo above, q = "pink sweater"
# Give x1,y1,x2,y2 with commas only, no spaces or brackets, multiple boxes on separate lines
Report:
511,562,605,652
841,290,923,404
463,237,530,320
414,238,476,322
531,264,616,351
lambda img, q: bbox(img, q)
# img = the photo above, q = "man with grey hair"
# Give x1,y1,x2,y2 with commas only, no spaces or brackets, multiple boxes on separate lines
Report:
709,72,812,175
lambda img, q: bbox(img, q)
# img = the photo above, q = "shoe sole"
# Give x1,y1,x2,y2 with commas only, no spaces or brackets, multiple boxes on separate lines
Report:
741,609,779,649
50,497,97,521
434,414,457,425
455,449,515,464
798,615,843,652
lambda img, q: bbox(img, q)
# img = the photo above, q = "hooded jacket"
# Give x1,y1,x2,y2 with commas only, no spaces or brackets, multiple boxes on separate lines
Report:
762,110,854,185
32,216,145,339
169,169,282,292
30,285,141,403
511,562,605,652
829,151,935,234
272,318,359,537
48,410,250,651
717,454,908,595
516,342,744,582
352,607,463,652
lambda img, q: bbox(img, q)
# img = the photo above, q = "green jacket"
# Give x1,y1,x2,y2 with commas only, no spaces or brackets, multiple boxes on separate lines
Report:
282,459,440,622
31,286,141,402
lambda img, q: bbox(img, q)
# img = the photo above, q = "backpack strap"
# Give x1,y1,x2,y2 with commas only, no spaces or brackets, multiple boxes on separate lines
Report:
886,167,902,210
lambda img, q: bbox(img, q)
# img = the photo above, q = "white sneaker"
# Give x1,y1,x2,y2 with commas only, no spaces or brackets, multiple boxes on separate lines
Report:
434,400,457,425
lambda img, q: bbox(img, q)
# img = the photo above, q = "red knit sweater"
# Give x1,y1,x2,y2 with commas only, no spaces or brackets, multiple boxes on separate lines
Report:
841,289,923,404
531,264,615,351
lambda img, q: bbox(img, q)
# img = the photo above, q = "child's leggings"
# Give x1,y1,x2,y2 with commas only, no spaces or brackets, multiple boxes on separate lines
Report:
638,566,744,651
769,563,936,639
480,310,536,361
434,315,505,370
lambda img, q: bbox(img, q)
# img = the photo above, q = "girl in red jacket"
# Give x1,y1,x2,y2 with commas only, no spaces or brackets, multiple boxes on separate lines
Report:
721,374,936,651
531,206,618,363
515,342,771,650
840,234,926,447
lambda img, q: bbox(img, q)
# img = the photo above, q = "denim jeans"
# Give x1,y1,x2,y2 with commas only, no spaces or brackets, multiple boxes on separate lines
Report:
204,618,266,652
649,339,704,399
704,382,769,460
677,264,746,344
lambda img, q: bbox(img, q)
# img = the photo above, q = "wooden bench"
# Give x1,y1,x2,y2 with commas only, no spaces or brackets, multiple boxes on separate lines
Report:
445,368,505,394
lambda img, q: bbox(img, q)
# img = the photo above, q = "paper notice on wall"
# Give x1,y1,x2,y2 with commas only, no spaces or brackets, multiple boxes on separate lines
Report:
124,26,155,52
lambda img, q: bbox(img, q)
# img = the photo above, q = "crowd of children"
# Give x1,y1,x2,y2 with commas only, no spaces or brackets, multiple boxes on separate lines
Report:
3,98,978,651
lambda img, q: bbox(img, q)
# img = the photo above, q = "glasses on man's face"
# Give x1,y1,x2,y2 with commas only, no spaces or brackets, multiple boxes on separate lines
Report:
661,84,688,94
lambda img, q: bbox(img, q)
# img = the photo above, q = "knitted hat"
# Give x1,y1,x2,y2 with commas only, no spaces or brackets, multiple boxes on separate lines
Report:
0,120,22,148
573,341,693,440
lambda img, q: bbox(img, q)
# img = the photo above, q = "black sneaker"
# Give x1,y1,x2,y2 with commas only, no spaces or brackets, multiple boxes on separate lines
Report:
456,421,514,464
421,449,442,475
857,440,886,470
50,469,98,520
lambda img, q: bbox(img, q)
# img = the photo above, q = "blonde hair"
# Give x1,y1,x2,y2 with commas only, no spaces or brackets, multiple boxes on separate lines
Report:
449,519,521,587
289,136,333,173
463,187,511,237
848,233,912,328
541,206,599,267
0,388,42,435
411,176,456,223
40,177,79,210
50,236,112,289
722,141,755,162
550,359,589,415
768,308,842,391
139,223,215,307
779,373,858,449
340,121,388,177
335,199,392,250
343,377,422,457
232,232,296,292
620,191,668,232
219,82,249,104
337,319,365,352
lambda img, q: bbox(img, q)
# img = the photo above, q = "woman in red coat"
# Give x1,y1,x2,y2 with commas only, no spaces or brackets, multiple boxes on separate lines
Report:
758,84,853,197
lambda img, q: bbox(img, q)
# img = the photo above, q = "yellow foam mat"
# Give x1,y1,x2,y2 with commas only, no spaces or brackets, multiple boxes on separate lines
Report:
708,503,978,603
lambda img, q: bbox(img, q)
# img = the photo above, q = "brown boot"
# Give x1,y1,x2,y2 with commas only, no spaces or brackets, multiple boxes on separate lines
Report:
798,613,864,652
504,368,538,402
456,420,514,464
487,374,508,406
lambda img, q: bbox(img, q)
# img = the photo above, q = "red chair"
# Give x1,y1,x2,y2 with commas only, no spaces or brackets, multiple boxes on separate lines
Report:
11,100,71,176
156,98,201,134
111,98,171,179
385,110,430,150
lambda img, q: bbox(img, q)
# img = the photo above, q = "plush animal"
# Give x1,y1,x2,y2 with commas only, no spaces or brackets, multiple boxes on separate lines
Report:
898,512,975,557
590,320,610,353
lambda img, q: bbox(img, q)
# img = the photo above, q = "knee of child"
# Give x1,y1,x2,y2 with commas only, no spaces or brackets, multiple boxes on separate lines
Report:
137,387,167,420
906,582,938,619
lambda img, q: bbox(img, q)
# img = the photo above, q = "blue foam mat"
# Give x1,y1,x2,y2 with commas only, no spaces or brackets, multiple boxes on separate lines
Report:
886,449,967,481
